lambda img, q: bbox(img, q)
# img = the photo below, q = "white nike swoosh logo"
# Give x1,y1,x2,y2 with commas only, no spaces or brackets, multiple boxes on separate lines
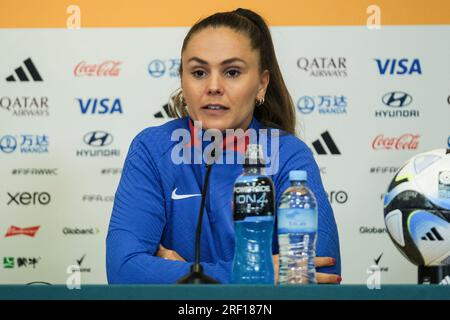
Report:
171,188,201,200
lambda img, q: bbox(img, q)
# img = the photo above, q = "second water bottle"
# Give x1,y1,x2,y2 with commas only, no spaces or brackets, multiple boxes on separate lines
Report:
278,170,318,284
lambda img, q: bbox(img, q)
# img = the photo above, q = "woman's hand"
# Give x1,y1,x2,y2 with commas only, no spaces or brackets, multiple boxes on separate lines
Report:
157,245,186,262
158,247,341,284
273,255,342,284
273,255,279,284
315,257,341,284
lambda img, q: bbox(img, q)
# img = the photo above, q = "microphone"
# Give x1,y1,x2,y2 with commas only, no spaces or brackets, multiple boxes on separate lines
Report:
177,147,220,284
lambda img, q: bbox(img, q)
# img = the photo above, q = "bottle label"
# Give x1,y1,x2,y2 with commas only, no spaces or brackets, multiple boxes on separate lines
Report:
277,208,317,233
233,178,275,221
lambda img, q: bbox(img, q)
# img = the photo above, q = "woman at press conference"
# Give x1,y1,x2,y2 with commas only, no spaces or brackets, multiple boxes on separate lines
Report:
106,8,341,284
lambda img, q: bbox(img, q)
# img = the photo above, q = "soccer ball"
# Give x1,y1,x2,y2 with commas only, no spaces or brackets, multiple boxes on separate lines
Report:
383,149,450,266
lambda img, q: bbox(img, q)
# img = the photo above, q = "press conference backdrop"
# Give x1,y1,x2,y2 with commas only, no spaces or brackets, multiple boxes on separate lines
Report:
0,0,449,285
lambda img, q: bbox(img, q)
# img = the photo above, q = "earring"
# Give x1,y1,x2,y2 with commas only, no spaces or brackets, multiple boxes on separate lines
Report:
256,97,265,106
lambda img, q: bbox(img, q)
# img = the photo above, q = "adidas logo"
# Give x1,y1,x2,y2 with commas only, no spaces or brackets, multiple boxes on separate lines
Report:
5,58,43,82
312,131,341,155
154,103,175,118
421,227,444,241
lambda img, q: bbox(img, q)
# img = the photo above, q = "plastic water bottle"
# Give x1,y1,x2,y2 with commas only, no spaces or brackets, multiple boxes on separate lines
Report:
231,144,275,284
277,170,318,284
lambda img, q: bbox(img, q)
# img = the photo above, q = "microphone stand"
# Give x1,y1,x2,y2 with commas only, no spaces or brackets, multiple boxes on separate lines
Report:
177,150,220,284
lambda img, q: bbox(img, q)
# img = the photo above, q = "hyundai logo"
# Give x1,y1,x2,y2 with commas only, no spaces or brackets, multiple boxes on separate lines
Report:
0,135,17,153
148,60,166,78
382,91,412,108
296,96,315,114
83,131,113,147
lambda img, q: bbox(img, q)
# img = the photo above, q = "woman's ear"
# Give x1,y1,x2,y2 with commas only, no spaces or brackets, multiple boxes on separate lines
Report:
258,69,270,97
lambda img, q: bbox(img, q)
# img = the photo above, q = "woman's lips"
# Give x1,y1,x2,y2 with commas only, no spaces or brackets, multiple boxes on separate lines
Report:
201,104,229,115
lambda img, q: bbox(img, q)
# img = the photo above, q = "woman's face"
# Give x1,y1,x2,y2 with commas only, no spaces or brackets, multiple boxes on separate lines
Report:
181,27,269,132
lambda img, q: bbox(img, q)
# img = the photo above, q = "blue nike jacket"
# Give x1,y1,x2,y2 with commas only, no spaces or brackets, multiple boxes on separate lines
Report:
106,117,341,284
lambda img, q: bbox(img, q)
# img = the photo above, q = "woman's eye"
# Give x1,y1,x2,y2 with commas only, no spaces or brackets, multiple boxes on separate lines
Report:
192,70,206,78
226,69,241,78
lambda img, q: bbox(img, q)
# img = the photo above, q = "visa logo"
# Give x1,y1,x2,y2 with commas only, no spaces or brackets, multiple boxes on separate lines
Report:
76,98,123,114
375,58,422,75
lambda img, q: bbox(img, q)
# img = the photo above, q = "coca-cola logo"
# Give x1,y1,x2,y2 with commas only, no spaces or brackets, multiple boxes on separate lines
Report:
372,134,420,150
74,60,121,77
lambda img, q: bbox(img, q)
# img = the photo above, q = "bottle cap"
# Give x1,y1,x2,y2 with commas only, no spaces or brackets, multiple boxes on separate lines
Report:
244,144,265,167
289,170,307,182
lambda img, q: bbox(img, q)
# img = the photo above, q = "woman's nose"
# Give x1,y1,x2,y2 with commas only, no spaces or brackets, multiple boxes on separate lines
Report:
208,87,223,95
207,74,224,95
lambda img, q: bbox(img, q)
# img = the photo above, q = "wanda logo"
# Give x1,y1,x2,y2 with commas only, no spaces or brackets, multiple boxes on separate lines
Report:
74,60,121,77
372,134,420,150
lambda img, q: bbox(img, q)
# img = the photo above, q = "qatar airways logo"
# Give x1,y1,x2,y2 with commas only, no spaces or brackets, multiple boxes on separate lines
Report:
297,57,347,77
372,134,420,150
74,61,121,77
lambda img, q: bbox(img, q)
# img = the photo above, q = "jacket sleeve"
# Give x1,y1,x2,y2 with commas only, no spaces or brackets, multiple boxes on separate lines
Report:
106,131,231,284
272,136,341,276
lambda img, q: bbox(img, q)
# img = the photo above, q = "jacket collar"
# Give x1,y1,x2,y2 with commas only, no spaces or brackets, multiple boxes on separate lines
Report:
186,117,262,154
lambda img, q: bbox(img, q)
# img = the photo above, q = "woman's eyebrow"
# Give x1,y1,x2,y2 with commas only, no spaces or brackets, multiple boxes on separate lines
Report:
187,57,247,65
219,57,247,65
187,57,208,64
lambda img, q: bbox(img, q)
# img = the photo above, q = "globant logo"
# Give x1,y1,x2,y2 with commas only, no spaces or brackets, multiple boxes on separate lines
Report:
148,59,180,78
0,96,49,117
374,58,422,75
0,134,49,154
76,98,123,115
297,57,347,77
372,134,420,150
74,60,121,77
76,131,120,157
63,227,100,235
375,91,419,118
360,226,388,234
297,95,347,115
